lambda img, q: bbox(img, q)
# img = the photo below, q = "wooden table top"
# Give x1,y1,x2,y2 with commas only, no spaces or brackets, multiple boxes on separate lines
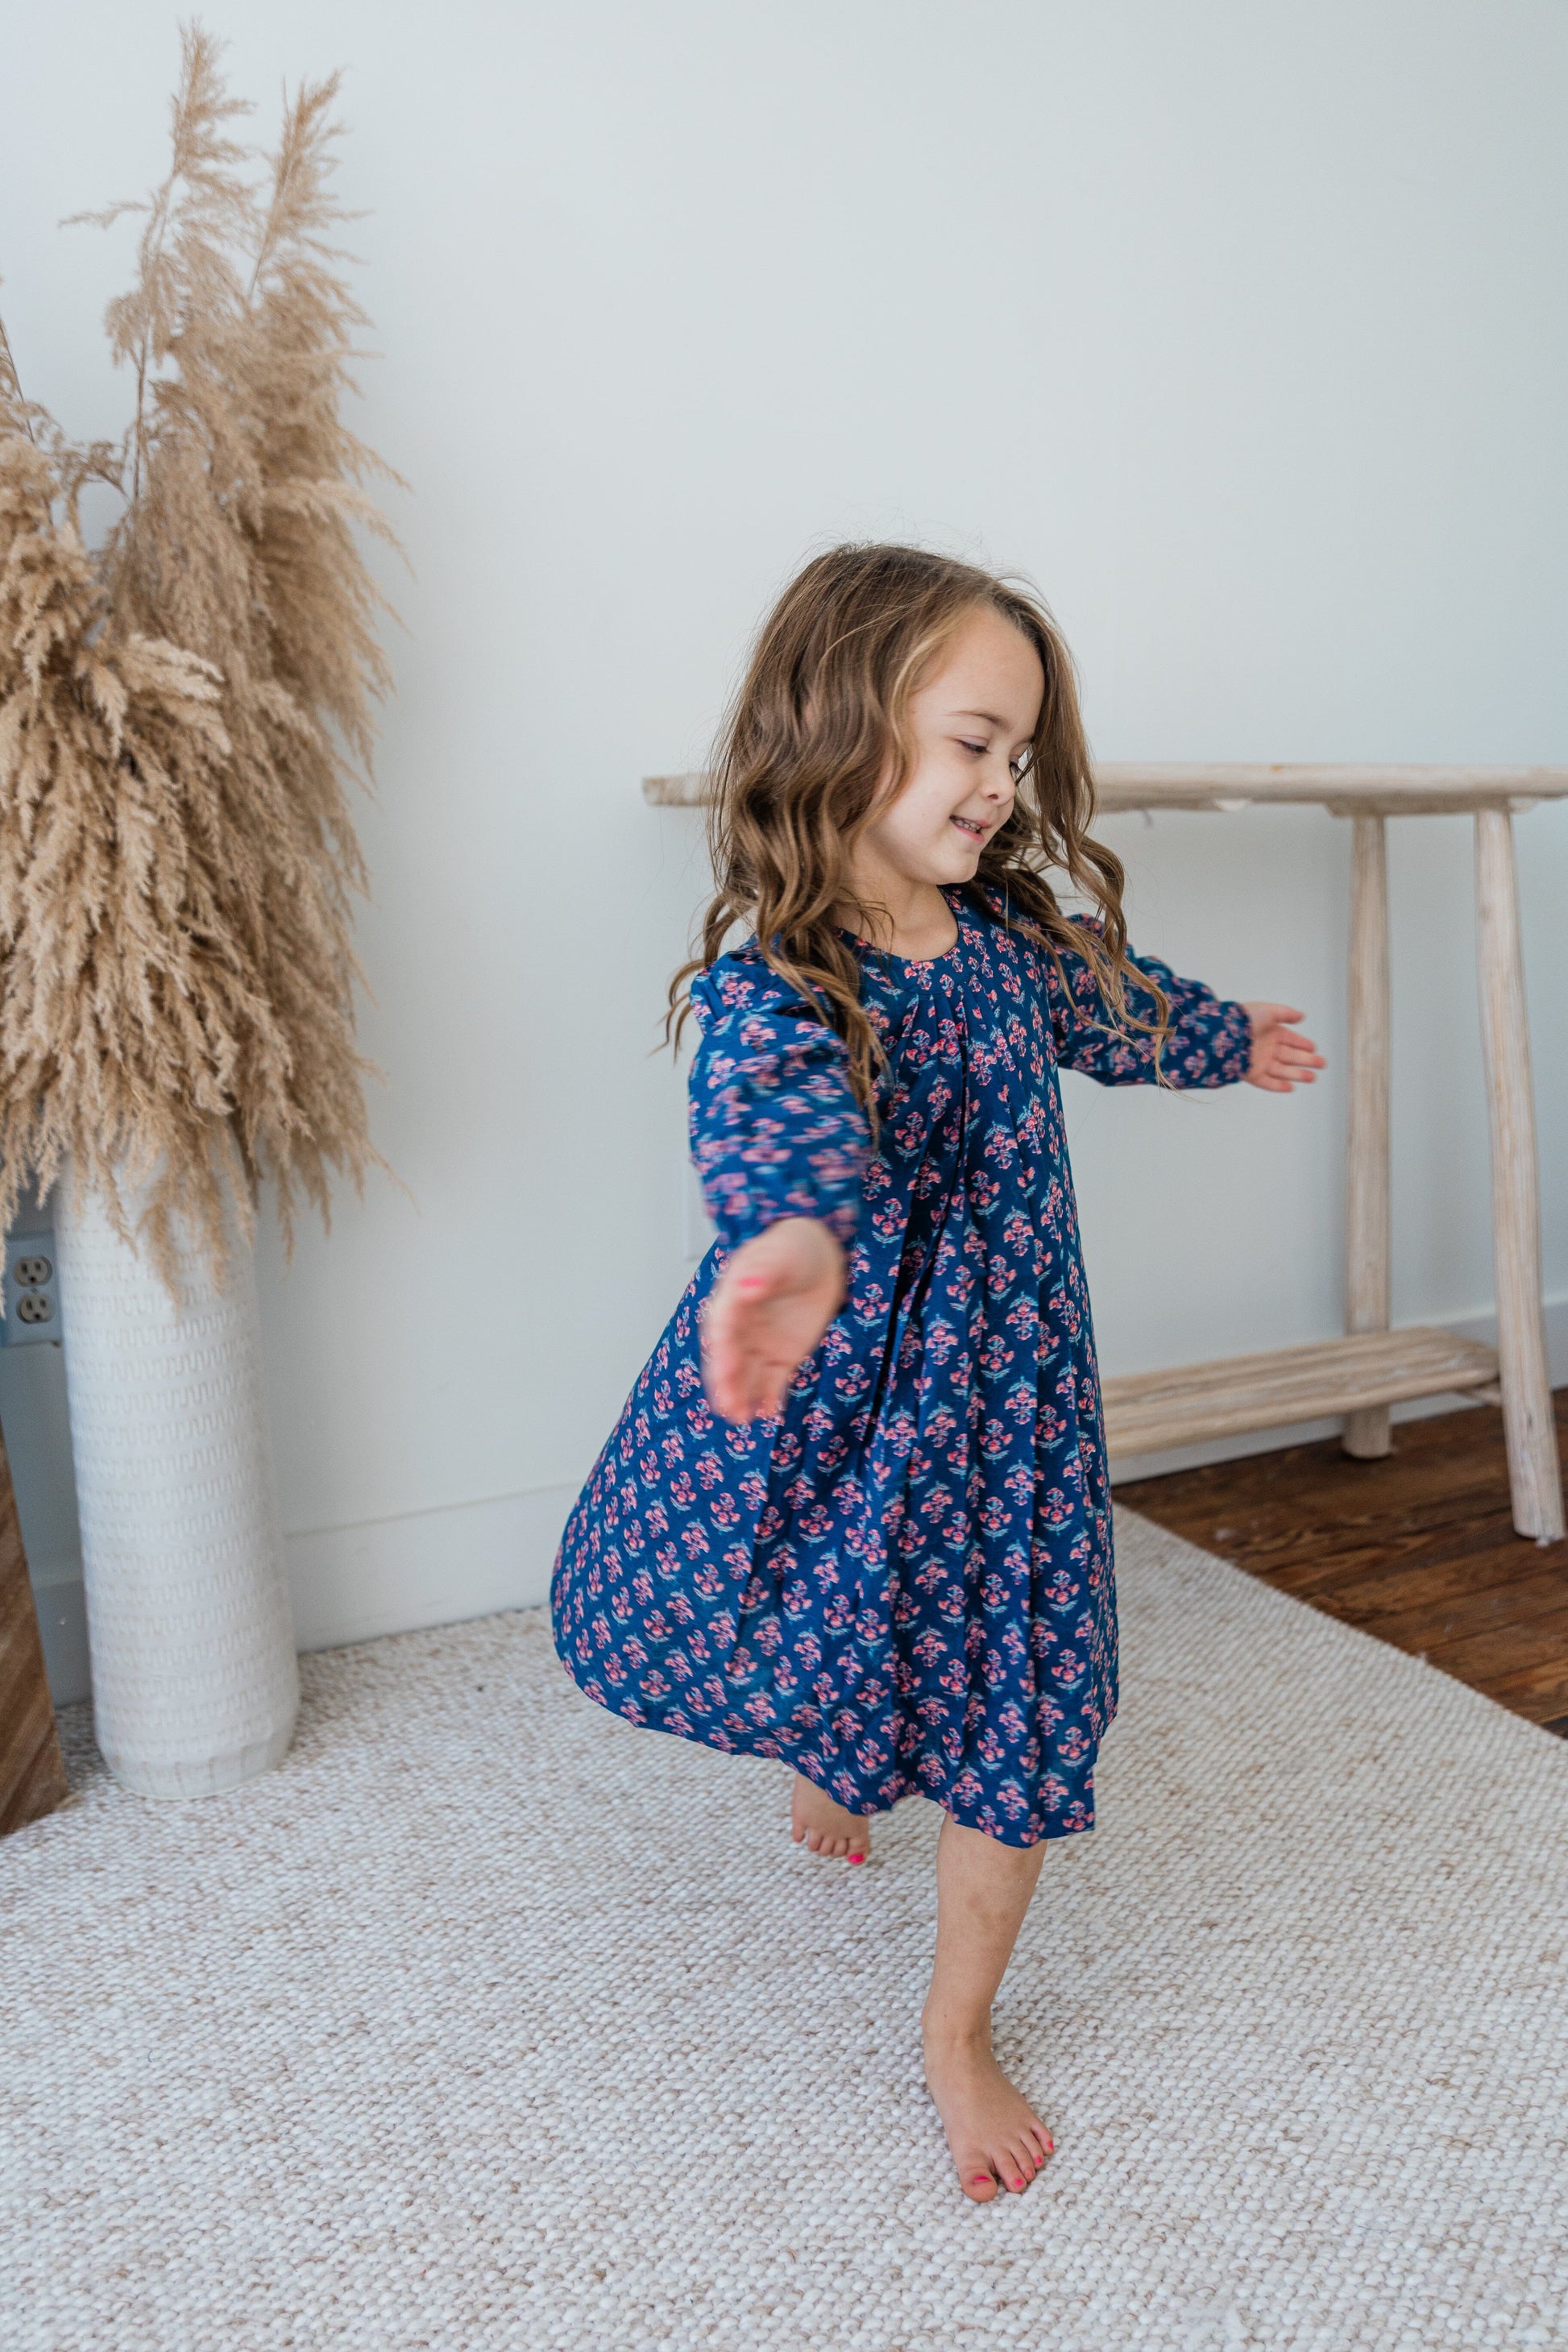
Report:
645,764,1568,818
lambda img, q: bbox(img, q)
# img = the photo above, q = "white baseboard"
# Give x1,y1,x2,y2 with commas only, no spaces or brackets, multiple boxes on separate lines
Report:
31,1479,579,1707
32,1574,92,1709
1446,1292,1568,1382
30,1292,1568,1707
284,1479,578,1652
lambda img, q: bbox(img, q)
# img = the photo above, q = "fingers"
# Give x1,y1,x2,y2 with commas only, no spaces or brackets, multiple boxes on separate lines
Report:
1244,1012,1326,1093
700,1220,846,1423
700,1310,744,1421
702,1256,778,1421
705,1328,755,1421
1247,1060,1315,1093
702,1309,791,1422
1246,1052,1306,1093
706,1352,788,1425
1243,1002,1305,1026
703,1343,787,1424
1241,1003,1325,1093
1270,1035,1325,1083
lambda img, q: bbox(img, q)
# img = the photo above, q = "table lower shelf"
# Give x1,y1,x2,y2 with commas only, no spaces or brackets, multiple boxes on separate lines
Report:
1103,1327,1500,1461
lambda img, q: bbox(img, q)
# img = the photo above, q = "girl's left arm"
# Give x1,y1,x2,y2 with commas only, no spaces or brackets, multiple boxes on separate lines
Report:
1048,920,1323,1093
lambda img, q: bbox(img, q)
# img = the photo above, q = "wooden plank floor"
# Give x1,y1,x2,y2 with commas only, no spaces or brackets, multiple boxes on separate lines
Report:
1118,1388,1568,1739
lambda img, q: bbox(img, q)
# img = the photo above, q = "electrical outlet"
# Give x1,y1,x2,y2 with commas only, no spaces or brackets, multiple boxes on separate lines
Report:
2,1232,62,1346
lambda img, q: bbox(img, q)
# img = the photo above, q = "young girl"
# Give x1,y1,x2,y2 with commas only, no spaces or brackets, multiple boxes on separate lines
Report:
552,545,1321,2202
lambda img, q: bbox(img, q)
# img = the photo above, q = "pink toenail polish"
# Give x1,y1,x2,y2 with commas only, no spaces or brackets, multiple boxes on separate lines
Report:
848,1852,865,1864
971,2175,991,2184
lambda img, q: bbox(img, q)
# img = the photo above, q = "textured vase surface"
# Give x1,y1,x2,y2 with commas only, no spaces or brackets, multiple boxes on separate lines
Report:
53,1164,299,1798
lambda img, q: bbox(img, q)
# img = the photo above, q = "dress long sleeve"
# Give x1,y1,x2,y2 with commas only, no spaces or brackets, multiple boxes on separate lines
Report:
1047,915,1252,1089
687,964,872,1251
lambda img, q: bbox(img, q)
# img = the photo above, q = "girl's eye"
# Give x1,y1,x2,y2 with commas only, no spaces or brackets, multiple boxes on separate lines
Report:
959,740,987,757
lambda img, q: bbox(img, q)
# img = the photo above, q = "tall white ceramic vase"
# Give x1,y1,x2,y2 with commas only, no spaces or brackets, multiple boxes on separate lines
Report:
52,1161,299,1798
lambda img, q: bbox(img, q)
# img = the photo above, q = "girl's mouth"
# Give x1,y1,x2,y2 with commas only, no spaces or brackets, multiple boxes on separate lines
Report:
950,815,986,840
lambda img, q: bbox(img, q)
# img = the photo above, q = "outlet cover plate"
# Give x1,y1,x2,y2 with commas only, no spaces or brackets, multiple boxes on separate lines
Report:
2,1230,62,1347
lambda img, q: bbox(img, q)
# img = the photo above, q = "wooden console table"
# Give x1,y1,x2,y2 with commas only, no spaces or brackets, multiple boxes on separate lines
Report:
645,763,1567,1541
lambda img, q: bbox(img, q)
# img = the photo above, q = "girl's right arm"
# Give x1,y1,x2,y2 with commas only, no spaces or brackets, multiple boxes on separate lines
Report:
687,969,871,1425
703,1215,848,1424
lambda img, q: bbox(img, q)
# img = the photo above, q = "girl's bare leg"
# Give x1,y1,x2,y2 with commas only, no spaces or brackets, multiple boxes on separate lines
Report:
790,1771,869,1860
921,1815,1054,2201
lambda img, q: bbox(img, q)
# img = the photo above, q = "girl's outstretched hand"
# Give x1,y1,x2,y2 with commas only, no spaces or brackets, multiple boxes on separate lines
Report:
703,1216,848,1424
1241,1002,1325,1093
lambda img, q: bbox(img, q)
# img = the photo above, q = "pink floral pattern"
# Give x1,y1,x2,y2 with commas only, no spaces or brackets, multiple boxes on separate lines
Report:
552,884,1250,1845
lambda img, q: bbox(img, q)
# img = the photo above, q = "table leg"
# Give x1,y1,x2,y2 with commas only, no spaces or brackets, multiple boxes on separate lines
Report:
1343,812,1392,1457
1474,807,1564,1541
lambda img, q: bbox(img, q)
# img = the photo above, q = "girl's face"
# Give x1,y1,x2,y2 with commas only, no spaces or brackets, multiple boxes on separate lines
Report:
858,604,1045,892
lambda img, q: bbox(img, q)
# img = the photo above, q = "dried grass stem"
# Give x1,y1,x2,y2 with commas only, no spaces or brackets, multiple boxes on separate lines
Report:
0,22,400,1291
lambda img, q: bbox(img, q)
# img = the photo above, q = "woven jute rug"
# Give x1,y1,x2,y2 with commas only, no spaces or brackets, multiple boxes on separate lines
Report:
4,1509,1567,2352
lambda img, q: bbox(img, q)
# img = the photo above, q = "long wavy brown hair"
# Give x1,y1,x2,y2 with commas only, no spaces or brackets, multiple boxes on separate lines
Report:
667,543,1164,1123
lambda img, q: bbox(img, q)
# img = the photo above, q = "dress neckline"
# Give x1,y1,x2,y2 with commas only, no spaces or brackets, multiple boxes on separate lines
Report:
840,888,966,971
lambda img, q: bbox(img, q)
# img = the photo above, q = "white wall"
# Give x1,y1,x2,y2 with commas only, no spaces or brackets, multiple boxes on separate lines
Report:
3,1,1566,1689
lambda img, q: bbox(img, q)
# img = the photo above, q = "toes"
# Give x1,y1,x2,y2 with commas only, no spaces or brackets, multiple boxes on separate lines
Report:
962,2169,999,2203
794,1809,870,1860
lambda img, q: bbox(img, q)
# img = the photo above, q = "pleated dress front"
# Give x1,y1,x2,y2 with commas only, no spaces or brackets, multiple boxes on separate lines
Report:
551,881,1251,1845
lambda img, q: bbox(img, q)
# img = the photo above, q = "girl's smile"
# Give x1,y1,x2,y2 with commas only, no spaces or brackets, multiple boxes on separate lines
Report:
836,604,1042,956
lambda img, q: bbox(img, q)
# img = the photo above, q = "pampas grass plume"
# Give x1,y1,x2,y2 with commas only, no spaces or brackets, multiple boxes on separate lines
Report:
0,22,402,1289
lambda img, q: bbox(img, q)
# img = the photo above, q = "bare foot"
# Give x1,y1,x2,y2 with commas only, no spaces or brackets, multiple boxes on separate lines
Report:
923,2026,1055,2201
790,1773,870,1861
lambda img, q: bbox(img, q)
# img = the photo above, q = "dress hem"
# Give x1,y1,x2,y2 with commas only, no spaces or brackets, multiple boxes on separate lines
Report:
555,1644,1109,1852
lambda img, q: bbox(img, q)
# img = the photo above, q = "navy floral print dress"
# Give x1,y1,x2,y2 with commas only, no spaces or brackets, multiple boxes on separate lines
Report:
552,882,1251,1847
